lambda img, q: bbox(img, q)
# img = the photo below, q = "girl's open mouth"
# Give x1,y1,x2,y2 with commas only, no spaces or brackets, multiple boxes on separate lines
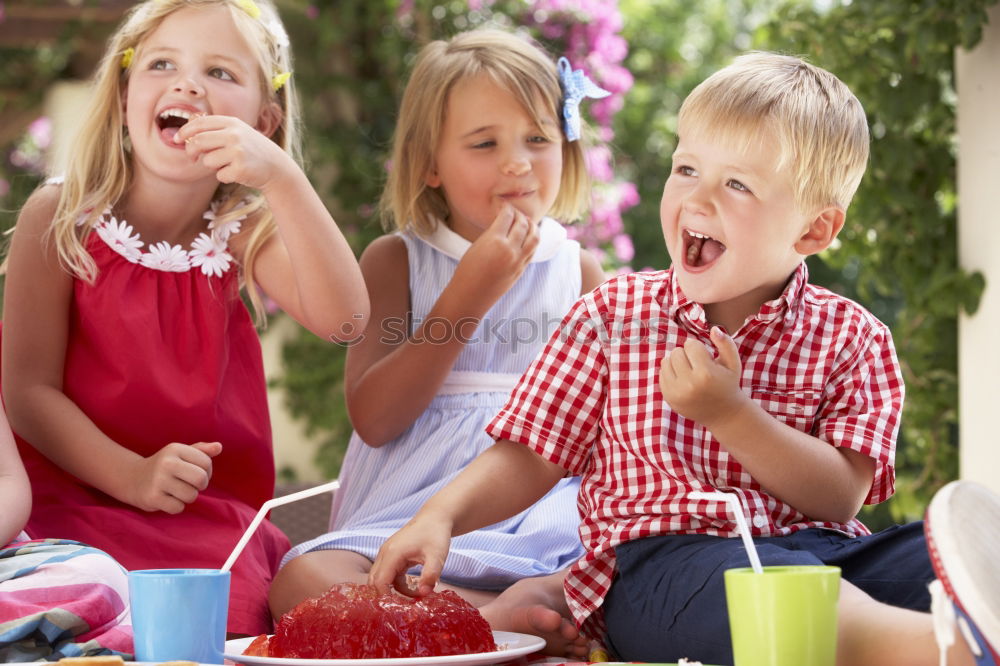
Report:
156,109,194,143
683,228,726,268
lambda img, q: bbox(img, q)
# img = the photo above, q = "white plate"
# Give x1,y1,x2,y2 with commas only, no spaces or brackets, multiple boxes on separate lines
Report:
223,631,545,666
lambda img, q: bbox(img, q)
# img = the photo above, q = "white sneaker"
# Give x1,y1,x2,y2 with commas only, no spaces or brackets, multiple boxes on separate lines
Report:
926,480,1000,666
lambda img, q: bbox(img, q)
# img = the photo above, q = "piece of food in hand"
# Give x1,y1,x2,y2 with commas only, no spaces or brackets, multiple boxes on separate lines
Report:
254,583,497,658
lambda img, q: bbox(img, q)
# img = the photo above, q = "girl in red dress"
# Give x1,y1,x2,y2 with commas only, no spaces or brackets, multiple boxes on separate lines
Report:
1,0,368,636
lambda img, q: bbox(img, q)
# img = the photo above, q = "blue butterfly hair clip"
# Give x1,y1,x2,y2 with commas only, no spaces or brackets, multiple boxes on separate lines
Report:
557,57,611,142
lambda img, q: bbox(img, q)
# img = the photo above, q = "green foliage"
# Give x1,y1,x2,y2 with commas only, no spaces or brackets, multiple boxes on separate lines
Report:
271,327,352,479
1,11,118,231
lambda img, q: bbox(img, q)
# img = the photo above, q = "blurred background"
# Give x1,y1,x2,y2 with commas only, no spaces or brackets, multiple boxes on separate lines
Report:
1,0,997,530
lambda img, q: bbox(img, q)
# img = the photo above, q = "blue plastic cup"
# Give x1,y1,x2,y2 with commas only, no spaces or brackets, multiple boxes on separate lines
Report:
128,568,230,664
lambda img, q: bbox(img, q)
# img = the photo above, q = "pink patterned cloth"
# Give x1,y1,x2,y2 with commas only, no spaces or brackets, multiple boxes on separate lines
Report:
0,538,133,661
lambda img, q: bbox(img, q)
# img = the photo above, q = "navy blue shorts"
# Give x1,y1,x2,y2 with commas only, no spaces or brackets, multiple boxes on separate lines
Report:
603,522,931,664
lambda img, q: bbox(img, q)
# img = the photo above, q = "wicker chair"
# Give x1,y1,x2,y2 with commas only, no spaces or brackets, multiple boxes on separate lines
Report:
270,482,336,547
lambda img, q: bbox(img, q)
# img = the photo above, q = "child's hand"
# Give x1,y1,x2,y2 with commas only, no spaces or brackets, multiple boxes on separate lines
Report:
659,326,749,429
128,441,223,514
175,115,290,191
453,204,539,305
368,515,452,598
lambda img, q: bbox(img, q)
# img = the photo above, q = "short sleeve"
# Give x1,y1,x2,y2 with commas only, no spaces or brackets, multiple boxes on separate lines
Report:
817,318,903,504
486,294,608,476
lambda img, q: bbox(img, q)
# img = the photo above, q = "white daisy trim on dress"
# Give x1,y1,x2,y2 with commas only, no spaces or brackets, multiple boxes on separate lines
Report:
140,241,192,272
189,232,232,278
95,217,143,263
203,198,244,242
88,204,247,276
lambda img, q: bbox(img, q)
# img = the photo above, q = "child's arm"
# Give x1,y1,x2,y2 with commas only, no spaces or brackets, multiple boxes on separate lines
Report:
175,116,369,341
345,205,540,446
2,188,222,515
660,326,875,524
369,439,566,595
0,408,31,545
580,248,606,294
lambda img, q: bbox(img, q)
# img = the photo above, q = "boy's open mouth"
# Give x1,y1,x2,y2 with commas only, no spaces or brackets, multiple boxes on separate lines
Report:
156,109,194,142
683,228,726,268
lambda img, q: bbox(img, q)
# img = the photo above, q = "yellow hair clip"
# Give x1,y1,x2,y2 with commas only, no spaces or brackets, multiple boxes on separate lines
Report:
235,0,262,19
272,71,291,92
121,47,135,70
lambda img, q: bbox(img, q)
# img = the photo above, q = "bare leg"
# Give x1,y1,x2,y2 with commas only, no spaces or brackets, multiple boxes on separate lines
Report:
477,569,589,659
837,580,975,666
270,551,586,657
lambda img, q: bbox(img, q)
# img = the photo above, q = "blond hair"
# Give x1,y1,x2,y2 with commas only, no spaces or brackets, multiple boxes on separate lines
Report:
43,0,299,323
678,51,869,212
380,28,591,235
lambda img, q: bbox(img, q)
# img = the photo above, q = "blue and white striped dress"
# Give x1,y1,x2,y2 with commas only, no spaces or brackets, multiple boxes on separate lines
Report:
282,218,586,590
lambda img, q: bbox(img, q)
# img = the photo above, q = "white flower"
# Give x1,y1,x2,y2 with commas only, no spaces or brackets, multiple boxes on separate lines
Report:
204,200,246,242
140,241,191,272
189,232,234,278
264,17,290,49
96,216,144,263
207,216,242,242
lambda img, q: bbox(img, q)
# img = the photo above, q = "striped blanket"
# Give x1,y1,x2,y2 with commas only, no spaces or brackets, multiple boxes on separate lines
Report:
0,537,132,662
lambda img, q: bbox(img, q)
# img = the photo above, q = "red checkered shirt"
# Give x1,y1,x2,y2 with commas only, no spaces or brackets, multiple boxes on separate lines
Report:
486,263,903,638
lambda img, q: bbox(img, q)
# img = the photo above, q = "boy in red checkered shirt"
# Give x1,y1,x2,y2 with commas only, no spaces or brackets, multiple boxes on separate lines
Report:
370,52,999,665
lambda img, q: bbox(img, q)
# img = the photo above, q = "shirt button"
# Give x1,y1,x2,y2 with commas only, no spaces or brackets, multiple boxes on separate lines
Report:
752,513,767,528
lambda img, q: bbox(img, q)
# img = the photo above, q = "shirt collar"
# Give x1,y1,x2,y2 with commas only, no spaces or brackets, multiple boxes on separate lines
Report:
668,262,810,332
418,217,567,263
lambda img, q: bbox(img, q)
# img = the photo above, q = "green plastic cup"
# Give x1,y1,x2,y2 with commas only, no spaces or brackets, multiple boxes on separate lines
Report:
724,565,840,666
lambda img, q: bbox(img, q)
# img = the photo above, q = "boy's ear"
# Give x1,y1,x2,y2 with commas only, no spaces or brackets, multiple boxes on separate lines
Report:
256,102,283,138
794,206,845,256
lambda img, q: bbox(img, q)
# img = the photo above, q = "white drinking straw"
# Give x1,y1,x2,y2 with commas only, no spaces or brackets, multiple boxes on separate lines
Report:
222,479,341,573
688,491,764,574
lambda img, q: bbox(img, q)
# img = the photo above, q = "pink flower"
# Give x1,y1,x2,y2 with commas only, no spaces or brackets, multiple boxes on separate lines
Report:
613,233,635,263
28,117,52,150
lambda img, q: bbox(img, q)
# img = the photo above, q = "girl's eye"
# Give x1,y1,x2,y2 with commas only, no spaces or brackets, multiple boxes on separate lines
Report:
471,140,496,149
528,135,551,144
727,179,751,193
674,165,696,177
150,59,174,71
209,68,235,82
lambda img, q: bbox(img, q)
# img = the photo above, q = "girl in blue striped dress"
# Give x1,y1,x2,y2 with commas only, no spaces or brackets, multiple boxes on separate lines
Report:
269,29,609,657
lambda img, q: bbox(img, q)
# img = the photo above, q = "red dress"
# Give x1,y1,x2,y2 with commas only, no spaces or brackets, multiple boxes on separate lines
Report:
10,209,290,635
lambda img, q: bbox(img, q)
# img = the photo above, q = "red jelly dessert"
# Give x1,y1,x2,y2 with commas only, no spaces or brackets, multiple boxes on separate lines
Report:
260,583,497,658
243,634,270,657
